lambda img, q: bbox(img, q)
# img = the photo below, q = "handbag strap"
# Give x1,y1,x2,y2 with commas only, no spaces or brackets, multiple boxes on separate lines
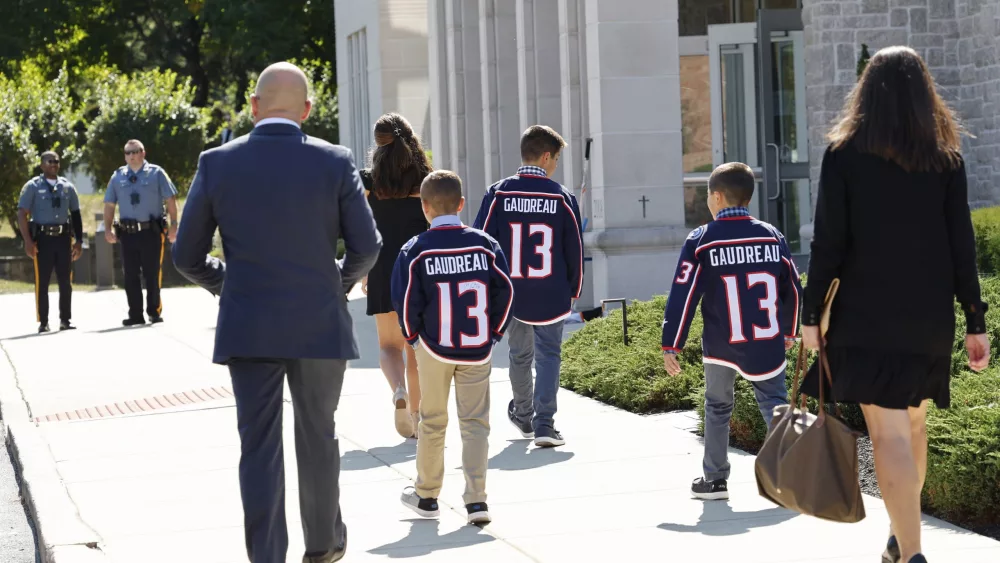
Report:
789,342,843,419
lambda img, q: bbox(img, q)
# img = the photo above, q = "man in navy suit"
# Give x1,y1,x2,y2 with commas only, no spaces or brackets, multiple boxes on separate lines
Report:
172,62,381,563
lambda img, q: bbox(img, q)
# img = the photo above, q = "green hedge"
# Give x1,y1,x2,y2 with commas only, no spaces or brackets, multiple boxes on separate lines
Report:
562,276,1000,527
972,206,1000,275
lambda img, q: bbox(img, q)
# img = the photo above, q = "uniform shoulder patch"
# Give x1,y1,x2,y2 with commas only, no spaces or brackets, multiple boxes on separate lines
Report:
400,235,420,253
687,225,706,240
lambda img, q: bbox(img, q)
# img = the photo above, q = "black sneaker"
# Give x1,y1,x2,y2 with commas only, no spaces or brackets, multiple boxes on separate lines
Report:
59,321,75,331
122,317,145,327
149,314,164,324
466,502,491,525
691,477,729,500
533,427,565,448
38,323,50,333
400,486,439,518
507,400,534,439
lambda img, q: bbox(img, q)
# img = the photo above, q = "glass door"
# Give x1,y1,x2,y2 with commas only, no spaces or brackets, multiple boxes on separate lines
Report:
757,9,810,258
709,10,811,261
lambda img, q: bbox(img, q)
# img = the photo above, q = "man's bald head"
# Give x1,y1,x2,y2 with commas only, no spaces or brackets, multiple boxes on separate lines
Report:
251,62,312,124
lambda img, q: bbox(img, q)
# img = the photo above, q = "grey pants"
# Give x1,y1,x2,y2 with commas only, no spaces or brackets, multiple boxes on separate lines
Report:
703,362,787,482
507,318,565,432
229,358,347,562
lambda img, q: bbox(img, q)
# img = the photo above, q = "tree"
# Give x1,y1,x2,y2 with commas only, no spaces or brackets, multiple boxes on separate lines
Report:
230,59,339,144
0,104,39,236
84,69,210,195
0,60,84,170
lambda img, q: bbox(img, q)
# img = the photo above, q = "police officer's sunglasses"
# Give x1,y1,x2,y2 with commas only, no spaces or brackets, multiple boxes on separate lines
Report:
124,149,143,155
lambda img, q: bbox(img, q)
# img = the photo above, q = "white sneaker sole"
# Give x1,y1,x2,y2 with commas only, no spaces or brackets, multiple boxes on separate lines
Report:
401,498,439,518
691,490,729,500
534,436,565,447
467,510,491,525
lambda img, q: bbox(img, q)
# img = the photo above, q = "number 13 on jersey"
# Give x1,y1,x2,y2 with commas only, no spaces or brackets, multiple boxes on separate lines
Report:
508,223,553,279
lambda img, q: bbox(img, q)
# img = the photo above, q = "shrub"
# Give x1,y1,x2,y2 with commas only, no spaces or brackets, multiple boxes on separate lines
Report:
84,69,209,196
971,206,1000,275
0,105,38,233
229,60,339,144
0,60,84,169
561,296,703,413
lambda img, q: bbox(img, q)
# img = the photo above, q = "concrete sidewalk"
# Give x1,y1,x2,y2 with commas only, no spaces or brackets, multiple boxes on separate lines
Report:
1,287,998,562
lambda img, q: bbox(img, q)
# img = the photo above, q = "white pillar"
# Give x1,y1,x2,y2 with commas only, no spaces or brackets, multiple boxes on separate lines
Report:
516,0,564,182
559,0,592,306
583,0,686,303
479,0,521,188
428,0,452,171
443,0,486,222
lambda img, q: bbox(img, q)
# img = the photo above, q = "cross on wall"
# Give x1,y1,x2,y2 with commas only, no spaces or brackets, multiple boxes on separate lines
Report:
638,195,649,218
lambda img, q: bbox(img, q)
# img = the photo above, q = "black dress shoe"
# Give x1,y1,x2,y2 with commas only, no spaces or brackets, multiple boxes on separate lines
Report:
122,318,145,327
38,323,50,333
302,533,346,562
59,321,76,331
149,314,163,324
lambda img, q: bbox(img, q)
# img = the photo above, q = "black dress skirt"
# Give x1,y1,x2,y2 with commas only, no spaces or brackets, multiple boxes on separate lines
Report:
799,346,952,410
361,170,428,316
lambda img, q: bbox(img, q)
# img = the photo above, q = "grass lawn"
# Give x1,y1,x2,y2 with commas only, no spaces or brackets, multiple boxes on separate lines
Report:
0,279,97,294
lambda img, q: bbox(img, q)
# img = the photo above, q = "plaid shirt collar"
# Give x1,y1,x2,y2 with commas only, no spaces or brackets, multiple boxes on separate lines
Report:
517,165,548,178
716,206,751,220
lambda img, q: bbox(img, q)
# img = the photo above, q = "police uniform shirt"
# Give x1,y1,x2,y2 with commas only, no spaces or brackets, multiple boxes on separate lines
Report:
104,161,178,221
18,175,80,225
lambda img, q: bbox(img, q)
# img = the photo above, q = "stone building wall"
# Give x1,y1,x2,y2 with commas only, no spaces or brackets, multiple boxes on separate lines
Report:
802,0,1000,208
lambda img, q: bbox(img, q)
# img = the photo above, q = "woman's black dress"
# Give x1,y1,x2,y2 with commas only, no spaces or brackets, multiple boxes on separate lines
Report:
800,144,986,410
361,169,428,316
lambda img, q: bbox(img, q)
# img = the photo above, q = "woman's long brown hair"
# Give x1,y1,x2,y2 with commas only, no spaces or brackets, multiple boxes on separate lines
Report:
827,45,965,173
368,113,433,199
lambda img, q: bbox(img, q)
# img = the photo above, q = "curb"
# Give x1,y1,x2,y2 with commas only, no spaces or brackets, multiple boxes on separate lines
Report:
0,345,110,563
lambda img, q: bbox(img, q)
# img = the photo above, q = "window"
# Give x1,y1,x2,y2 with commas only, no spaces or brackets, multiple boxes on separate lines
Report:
346,28,371,161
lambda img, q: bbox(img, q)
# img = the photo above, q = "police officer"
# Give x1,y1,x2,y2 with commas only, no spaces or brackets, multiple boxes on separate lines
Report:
102,139,179,326
17,151,84,333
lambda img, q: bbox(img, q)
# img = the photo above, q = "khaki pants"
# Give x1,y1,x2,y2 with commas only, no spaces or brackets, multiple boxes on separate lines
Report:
414,343,492,505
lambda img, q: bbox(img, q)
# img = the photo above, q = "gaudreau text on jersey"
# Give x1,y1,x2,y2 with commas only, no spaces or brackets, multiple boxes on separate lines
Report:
707,243,782,267
504,197,559,214
424,252,490,276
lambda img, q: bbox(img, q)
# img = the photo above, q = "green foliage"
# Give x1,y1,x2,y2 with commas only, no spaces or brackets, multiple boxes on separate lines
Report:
971,206,1000,275
84,69,210,196
0,107,38,233
857,43,871,79
229,60,339,144
0,60,84,169
561,296,703,413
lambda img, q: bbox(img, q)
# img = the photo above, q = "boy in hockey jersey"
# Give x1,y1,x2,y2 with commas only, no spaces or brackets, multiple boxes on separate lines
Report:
662,162,802,500
472,125,584,448
391,170,514,525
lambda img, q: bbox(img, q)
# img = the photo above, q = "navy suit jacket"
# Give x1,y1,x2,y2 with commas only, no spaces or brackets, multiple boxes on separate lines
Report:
172,123,382,364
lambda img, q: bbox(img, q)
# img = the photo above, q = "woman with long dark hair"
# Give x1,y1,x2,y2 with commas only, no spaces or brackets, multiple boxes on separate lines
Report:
361,113,432,439
801,46,990,563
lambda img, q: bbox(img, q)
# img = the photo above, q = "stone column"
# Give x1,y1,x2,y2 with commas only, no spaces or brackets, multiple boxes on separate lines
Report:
581,0,686,303
479,0,521,187
517,0,564,182
559,0,593,306
428,0,452,172
443,0,486,221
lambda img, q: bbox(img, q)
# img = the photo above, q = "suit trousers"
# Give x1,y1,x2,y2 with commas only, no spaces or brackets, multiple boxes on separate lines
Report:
33,232,72,323
413,343,491,505
228,358,347,563
120,229,165,320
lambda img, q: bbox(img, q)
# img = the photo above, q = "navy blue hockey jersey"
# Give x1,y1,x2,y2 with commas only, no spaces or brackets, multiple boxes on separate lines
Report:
661,214,802,380
472,171,583,325
391,221,515,365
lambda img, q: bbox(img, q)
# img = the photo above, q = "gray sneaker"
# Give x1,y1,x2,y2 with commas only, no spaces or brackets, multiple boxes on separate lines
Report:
400,486,440,518
533,427,565,447
507,400,534,439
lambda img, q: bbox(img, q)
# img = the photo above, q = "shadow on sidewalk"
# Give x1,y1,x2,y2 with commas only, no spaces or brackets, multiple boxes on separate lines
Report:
485,439,574,471
342,442,416,471
657,501,798,537
0,331,59,342
367,519,494,558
